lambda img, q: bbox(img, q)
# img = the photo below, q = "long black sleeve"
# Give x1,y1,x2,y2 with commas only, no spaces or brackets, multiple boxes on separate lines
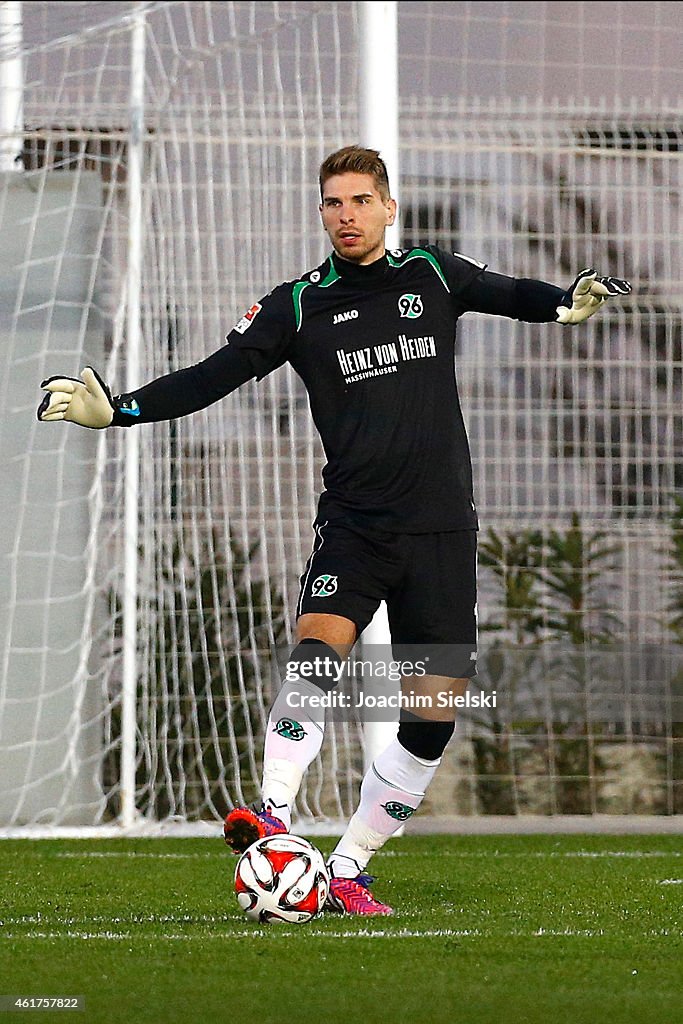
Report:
459,268,565,322
111,343,257,426
111,282,298,426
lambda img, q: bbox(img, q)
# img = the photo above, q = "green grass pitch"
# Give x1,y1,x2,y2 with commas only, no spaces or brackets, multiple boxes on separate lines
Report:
1,834,681,1023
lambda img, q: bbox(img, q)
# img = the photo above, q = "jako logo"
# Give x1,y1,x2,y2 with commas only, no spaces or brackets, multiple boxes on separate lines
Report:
398,293,423,319
333,309,359,325
311,574,338,597
232,302,262,335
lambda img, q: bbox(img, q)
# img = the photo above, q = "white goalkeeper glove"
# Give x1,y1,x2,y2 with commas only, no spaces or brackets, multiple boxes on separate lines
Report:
556,268,631,325
37,366,115,429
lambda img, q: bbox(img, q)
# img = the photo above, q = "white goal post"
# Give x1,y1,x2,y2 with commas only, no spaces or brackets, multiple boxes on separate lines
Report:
1,2,681,834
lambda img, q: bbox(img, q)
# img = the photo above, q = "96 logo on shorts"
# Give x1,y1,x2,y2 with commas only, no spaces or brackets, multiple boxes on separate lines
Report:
311,574,338,597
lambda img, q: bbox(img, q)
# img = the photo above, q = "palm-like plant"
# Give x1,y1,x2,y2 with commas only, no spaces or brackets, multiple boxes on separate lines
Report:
105,529,288,821
474,514,623,814
536,513,622,813
541,513,622,645
474,527,546,813
665,497,683,813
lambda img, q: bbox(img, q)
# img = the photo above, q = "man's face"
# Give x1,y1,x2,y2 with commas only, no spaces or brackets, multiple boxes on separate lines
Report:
319,172,396,265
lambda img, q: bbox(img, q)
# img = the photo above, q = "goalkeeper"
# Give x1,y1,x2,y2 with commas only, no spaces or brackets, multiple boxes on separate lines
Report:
38,145,631,916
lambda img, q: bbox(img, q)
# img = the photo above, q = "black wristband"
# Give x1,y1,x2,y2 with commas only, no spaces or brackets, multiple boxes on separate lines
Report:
111,394,142,427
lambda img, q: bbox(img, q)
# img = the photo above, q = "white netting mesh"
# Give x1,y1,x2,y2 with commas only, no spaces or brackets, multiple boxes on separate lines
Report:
399,1,683,107
1,2,681,828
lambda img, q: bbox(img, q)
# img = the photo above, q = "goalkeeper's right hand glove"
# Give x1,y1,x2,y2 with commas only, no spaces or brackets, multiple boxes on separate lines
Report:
37,366,116,429
556,268,632,324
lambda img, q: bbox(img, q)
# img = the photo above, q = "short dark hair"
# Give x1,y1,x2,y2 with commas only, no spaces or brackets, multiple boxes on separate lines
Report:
319,145,391,201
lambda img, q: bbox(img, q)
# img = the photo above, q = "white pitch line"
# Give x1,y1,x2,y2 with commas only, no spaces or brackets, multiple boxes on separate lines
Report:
52,849,683,860
380,850,682,859
54,851,215,859
3,926,681,941
533,928,605,937
1,928,477,941
1,914,236,926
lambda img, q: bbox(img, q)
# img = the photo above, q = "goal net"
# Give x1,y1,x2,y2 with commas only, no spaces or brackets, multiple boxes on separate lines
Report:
1,1,681,831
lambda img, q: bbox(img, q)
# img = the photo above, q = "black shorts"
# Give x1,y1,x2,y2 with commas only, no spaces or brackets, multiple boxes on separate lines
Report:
296,520,477,678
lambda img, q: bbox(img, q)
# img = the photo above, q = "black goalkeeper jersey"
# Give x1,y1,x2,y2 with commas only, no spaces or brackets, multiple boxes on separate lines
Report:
113,246,565,533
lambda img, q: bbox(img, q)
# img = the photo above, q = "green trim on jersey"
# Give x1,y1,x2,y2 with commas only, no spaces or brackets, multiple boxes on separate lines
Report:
293,251,449,332
319,260,341,288
387,248,450,293
292,280,311,332
292,258,341,331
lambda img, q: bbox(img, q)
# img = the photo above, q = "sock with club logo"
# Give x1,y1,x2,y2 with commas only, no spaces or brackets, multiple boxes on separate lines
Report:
260,640,343,827
327,736,440,878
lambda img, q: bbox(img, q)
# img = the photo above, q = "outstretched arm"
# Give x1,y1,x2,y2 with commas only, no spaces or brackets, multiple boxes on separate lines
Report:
37,344,257,429
38,284,297,429
459,266,631,324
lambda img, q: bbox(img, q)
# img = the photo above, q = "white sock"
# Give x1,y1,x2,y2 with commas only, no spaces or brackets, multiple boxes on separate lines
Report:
260,676,326,828
327,737,440,878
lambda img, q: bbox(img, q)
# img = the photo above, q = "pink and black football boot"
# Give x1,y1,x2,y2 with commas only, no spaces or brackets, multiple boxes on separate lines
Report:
326,874,393,916
223,804,288,854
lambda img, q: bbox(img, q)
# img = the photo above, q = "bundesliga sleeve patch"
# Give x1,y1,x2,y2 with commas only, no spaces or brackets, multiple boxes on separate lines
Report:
233,302,262,334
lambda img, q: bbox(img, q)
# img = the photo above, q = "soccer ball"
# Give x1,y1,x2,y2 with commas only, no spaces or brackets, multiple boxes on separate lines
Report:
234,834,330,924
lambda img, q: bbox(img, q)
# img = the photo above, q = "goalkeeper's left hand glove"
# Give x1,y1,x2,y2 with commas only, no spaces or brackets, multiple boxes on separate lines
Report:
556,268,632,324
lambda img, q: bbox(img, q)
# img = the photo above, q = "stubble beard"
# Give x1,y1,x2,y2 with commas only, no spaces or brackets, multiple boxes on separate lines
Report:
332,234,385,266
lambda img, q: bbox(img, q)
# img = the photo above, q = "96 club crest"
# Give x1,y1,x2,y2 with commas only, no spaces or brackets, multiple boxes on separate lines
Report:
311,573,338,597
